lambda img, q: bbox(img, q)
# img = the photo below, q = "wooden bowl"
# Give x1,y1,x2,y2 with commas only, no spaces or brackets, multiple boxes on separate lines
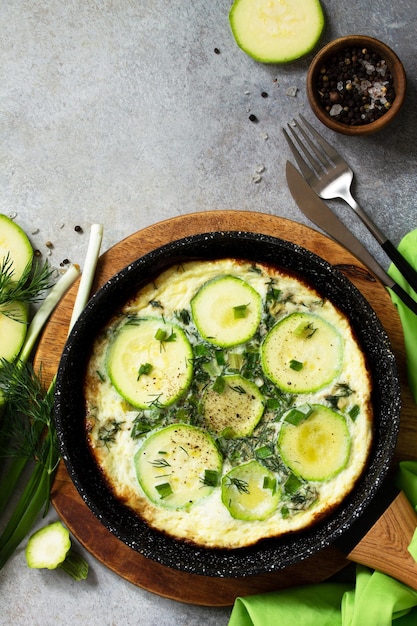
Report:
306,35,407,135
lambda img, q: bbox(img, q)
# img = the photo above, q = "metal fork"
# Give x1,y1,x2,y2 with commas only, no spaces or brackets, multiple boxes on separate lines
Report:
283,114,417,294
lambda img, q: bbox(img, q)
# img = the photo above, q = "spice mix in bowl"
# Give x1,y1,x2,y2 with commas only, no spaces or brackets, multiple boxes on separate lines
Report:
306,35,406,135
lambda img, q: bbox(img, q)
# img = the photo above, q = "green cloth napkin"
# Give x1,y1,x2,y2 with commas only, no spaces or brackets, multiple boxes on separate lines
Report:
229,231,417,626
229,465,417,626
387,229,417,403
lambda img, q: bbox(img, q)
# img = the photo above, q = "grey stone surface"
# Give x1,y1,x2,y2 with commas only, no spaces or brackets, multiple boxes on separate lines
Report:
1,1,416,624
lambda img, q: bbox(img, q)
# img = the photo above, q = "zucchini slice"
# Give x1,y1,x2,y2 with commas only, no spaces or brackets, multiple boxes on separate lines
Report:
134,423,223,509
0,214,33,281
221,460,281,521
25,520,89,580
261,312,343,393
106,317,193,408
229,0,325,64
278,404,351,481
203,374,264,437
190,275,262,348
0,301,28,362
26,521,71,570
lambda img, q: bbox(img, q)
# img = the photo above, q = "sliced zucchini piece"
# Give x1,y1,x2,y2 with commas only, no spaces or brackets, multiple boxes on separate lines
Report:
261,312,343,393
278,404,351,481
190,275,262,348
203,374,264,437
0,214,33,281
0,301,28,362
229,0,325,64
106,317,193,408
26,520,71,570
221,460,280,521
25,520,89,580
134,423,223,509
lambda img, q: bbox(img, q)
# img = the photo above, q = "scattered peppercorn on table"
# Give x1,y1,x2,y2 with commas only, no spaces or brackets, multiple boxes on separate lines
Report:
1,1,417,625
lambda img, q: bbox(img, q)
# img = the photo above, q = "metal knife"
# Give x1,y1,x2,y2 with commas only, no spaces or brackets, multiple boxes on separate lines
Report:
286,160,417,317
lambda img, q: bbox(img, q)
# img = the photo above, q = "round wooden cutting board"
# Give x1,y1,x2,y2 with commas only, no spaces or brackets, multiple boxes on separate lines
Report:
34,211,416,607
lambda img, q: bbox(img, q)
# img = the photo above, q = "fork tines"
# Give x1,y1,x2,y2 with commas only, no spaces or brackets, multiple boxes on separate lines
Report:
283,114,341,179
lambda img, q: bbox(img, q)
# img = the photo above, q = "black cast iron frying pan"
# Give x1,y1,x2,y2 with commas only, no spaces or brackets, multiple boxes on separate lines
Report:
54,232,417,585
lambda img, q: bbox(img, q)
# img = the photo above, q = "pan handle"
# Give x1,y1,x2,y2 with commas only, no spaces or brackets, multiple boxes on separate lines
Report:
346,491,417,589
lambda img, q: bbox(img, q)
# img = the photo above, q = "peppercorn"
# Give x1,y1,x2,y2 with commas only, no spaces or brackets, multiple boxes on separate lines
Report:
74,225,83,233
248,114,258,122
315,46,395,126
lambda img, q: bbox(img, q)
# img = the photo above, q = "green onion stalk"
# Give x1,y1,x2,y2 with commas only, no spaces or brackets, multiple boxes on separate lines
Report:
0,224,103,570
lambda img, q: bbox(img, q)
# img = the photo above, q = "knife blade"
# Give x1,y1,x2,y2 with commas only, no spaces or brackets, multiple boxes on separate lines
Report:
285,160,417,317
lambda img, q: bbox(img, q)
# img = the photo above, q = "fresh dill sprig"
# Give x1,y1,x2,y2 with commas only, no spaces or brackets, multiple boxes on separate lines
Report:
0,360,59,570
0,253,55,311
97,420,124,448
0,359,56,463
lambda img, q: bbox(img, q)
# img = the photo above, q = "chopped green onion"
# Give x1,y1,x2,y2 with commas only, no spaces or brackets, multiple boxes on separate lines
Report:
155,328,176,343
155,482,173,499
266,397,282,410
194,343,211,357
281,505,289,519
349,405,360,420
215,350,225,366
213,375,225,394
285,404,313,425
228,352,243,370
263,476,276,492
255,445,273,460
289,359,303,371
266,285,281,301
294,322,317,339
137,362,153,380
202,360,219,377
233,303,248,319
284,473,302,494
201,469,219,487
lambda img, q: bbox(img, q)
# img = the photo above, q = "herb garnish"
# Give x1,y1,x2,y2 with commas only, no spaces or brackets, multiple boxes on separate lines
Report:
137,362,153,380
97,420,125,447
228,477,250,494
201,469,219,487
0,254,54,312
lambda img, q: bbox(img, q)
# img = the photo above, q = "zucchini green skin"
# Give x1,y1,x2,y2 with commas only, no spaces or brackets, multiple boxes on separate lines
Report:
261,312,343,393
0,213,33,282
135,423,223,510
190,274,262,348
0,214,33,363
26,521,71,570
278,404,351,481
229,0,325,64
221,460,281,521
106,317,193,409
